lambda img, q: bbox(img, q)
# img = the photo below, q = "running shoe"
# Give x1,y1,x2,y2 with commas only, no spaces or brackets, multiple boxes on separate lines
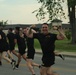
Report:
59,54,65,60
15,64,19,70
11,61,16,70
0,61,2,66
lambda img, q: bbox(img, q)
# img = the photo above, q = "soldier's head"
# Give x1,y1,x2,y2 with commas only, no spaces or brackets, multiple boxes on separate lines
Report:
41,23,49,34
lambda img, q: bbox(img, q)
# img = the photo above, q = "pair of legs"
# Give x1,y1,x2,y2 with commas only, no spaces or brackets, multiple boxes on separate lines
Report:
0,51,16,69
8,44,19,58
5,50,16,64
26,58,40,75
40,66,59,75
8,49,19,60
11,50,19,57
7,50,14,60
0,50,15,63
15,51,40,75
15,52,27,69
15,45,27,69
1,51,12,63
26,49,40,75
40,53,59,75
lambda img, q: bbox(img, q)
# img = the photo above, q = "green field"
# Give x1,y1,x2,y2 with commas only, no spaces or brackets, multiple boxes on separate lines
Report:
34,39,76,52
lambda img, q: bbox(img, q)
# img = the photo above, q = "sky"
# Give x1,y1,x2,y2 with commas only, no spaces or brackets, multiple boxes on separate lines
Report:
0,0,69,24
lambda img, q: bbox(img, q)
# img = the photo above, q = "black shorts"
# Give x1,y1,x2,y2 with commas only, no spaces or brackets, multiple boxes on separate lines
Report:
27,48,35,59
18,46,26,55
9,43,15,51
42,54,55,67
0,42,9,52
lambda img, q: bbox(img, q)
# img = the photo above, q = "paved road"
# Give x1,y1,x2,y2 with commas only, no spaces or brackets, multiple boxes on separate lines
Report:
0,54,76,75
54,56,76,75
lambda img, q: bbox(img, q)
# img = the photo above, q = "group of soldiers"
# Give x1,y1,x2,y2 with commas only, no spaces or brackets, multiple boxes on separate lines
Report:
0,23,65,75
0,25,41,75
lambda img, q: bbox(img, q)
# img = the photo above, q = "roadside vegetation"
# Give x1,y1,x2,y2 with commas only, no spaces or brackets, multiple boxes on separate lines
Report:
34,39,76,52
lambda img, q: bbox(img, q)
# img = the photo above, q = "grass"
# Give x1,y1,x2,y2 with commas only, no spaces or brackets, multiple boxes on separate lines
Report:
34,39,41,49
34,39,76,52
55,39,76,52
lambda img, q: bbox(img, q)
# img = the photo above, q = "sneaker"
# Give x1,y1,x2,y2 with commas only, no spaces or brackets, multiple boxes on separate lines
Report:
12,59,15,61
11,61,16,70
0,61,2,66
39,65,42,68
15,64,19,70
32,74,36,75
59,54,65,60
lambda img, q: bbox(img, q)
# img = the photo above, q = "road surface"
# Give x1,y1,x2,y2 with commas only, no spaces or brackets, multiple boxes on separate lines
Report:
0,54,76,75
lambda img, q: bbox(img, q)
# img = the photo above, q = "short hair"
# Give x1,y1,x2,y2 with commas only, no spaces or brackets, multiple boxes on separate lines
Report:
15,27,20,31
9,28,13,31
42,23,48,26
23,27,27,29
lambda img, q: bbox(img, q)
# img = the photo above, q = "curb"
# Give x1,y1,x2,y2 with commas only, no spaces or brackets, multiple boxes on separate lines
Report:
35,51,76,58
15,49,76,58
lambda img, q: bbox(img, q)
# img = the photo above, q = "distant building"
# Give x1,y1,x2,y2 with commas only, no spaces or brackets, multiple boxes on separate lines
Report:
3,23,71,30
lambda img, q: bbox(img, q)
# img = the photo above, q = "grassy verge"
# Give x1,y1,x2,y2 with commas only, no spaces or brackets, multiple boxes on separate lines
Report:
34,39,76,52
55,39,76,52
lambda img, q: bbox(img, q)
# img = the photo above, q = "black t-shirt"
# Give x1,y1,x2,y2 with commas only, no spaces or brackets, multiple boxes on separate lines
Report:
0,30,6,42
33,33,57,57
24,34,34,50
0,30,9,51
15,33,26,47
7,32,15,44
27,38,34,49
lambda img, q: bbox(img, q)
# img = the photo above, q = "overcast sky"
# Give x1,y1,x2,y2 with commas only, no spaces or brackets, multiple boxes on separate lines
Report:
0,0,69,24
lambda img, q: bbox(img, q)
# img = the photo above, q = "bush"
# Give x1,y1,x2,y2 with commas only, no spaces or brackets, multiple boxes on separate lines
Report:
65,29,71,40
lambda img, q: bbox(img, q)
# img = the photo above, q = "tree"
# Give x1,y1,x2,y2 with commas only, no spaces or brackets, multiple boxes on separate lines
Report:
67,0,76,44
33,0,66,22
0,20,8,27
33,0,76,44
